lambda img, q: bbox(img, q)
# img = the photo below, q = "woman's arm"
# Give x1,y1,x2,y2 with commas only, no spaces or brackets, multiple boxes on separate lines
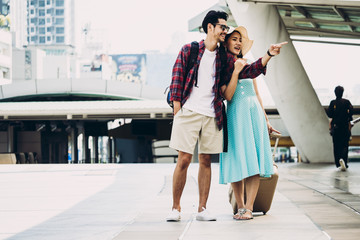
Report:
253,79,280,134
221,58,247,100
261,42,288,67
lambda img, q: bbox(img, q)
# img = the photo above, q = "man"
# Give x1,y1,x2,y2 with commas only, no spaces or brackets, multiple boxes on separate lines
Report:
328,86,353,171
166,10,286,221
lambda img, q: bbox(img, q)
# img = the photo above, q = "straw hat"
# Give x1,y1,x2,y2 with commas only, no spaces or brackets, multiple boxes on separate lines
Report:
227,26,253,56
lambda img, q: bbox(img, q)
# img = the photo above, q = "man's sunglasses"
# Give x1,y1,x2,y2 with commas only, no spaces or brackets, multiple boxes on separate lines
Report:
215,23,230,32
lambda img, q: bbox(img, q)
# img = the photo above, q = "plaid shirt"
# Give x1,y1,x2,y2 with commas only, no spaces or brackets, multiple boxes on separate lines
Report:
170,39,267,130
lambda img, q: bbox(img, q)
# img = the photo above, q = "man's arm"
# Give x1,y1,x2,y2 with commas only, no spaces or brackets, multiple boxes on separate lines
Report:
173,101,181,116
348,100,354,120
327,101,334,118
328,101,334,130
170,45,188,103
170,45,189,115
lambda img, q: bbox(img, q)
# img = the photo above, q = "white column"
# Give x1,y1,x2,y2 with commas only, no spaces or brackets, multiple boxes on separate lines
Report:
226,0,333,163
7,125,14,153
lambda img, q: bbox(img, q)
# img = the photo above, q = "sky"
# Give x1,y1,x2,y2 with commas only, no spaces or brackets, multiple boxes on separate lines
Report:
75,0,360,105
75,0,217,54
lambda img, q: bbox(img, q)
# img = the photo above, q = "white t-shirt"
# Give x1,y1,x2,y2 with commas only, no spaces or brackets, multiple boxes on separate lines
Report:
183,48,216,117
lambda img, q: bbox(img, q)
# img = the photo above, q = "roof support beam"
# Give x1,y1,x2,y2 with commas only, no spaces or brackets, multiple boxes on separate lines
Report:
291,5,318,29
282,16,360,27
287,26,360,37
243,0,360,7
332,6,350,21
292,5,310,18
332,6,355,32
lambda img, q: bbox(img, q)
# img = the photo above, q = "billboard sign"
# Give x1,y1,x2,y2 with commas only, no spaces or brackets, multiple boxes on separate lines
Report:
111,54,146,84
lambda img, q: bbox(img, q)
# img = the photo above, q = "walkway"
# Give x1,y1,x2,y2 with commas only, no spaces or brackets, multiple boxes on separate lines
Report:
0,162,359,240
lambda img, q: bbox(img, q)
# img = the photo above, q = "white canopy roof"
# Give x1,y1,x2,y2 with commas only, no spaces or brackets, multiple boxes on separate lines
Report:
0,100,173,120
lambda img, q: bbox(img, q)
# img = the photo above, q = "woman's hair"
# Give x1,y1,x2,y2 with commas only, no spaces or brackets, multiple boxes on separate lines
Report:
202,10,228,34
334,85,344,99
224,30,243,58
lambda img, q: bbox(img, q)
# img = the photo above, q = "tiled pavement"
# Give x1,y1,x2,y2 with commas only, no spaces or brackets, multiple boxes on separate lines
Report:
0,162,359,240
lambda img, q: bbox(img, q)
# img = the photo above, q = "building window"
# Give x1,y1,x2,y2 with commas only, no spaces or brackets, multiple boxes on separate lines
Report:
56,27,64,34
55,9,64,16
30,9,35,14
39,36,46,43
31,36,37,42
46,9,52,14
31,27,35,33
30,18,36,24
56,36,64,43
1,6,7,15
55,0,64,7
39,9,45,16
46,0,51,5
39,0,45,7
39,27,45,34
39,18,45,25
55,18,64,25
47,18,51,23
47,36,51,41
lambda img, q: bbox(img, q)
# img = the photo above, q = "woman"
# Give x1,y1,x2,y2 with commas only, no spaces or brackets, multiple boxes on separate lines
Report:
219,26,280,220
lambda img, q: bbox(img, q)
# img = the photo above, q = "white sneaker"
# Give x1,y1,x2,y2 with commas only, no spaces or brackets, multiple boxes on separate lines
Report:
196,207,217,221
339,159,346,171
166,209,181,222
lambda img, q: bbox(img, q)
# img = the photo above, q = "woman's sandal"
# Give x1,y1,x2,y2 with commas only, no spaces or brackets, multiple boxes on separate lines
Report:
234,208,253,220
241,209,253,220
233,208,246,220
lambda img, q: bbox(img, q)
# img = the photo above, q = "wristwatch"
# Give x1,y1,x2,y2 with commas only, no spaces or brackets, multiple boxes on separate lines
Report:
267,50,275,57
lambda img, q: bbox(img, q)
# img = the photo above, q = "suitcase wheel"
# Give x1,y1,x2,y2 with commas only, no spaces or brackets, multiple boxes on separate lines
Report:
263,211,267,215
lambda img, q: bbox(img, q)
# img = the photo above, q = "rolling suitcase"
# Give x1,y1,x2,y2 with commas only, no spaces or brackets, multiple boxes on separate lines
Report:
228,132,281,215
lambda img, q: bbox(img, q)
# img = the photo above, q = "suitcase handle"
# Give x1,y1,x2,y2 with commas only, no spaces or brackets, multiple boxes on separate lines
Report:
269,132,282,138
270,132,281,167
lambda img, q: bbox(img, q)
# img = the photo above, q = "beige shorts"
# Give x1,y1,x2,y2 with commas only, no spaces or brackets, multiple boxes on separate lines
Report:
169,108,223,154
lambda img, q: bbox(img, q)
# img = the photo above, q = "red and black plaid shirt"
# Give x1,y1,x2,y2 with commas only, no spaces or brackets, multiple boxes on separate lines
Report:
170,40,267,130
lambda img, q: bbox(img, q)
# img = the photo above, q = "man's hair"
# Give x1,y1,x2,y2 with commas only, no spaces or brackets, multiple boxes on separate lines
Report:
334,85,344,99
202,10,228,34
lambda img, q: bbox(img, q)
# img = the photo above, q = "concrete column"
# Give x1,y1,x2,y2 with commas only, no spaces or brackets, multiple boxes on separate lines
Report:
84,135,90,164
226,0,333,163
72,127,78,164
76,122,85,163
109,137,114,163
94,136,99,163
7,125,14,153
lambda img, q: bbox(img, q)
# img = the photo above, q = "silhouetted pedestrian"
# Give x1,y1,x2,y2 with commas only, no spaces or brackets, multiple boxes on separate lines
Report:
327,86,353,171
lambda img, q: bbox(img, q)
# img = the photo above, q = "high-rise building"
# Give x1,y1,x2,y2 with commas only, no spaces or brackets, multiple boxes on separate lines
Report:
9,0,28,48
27,0,75,46
0,0,12,85
0,0,10,16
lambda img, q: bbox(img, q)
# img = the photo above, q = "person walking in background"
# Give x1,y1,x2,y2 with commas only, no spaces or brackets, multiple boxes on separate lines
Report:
327,86,353,171
166,10,285,222
219,26,284,220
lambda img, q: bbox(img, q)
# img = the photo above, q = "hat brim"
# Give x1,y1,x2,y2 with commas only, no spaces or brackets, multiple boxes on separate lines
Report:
228,26,253,56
